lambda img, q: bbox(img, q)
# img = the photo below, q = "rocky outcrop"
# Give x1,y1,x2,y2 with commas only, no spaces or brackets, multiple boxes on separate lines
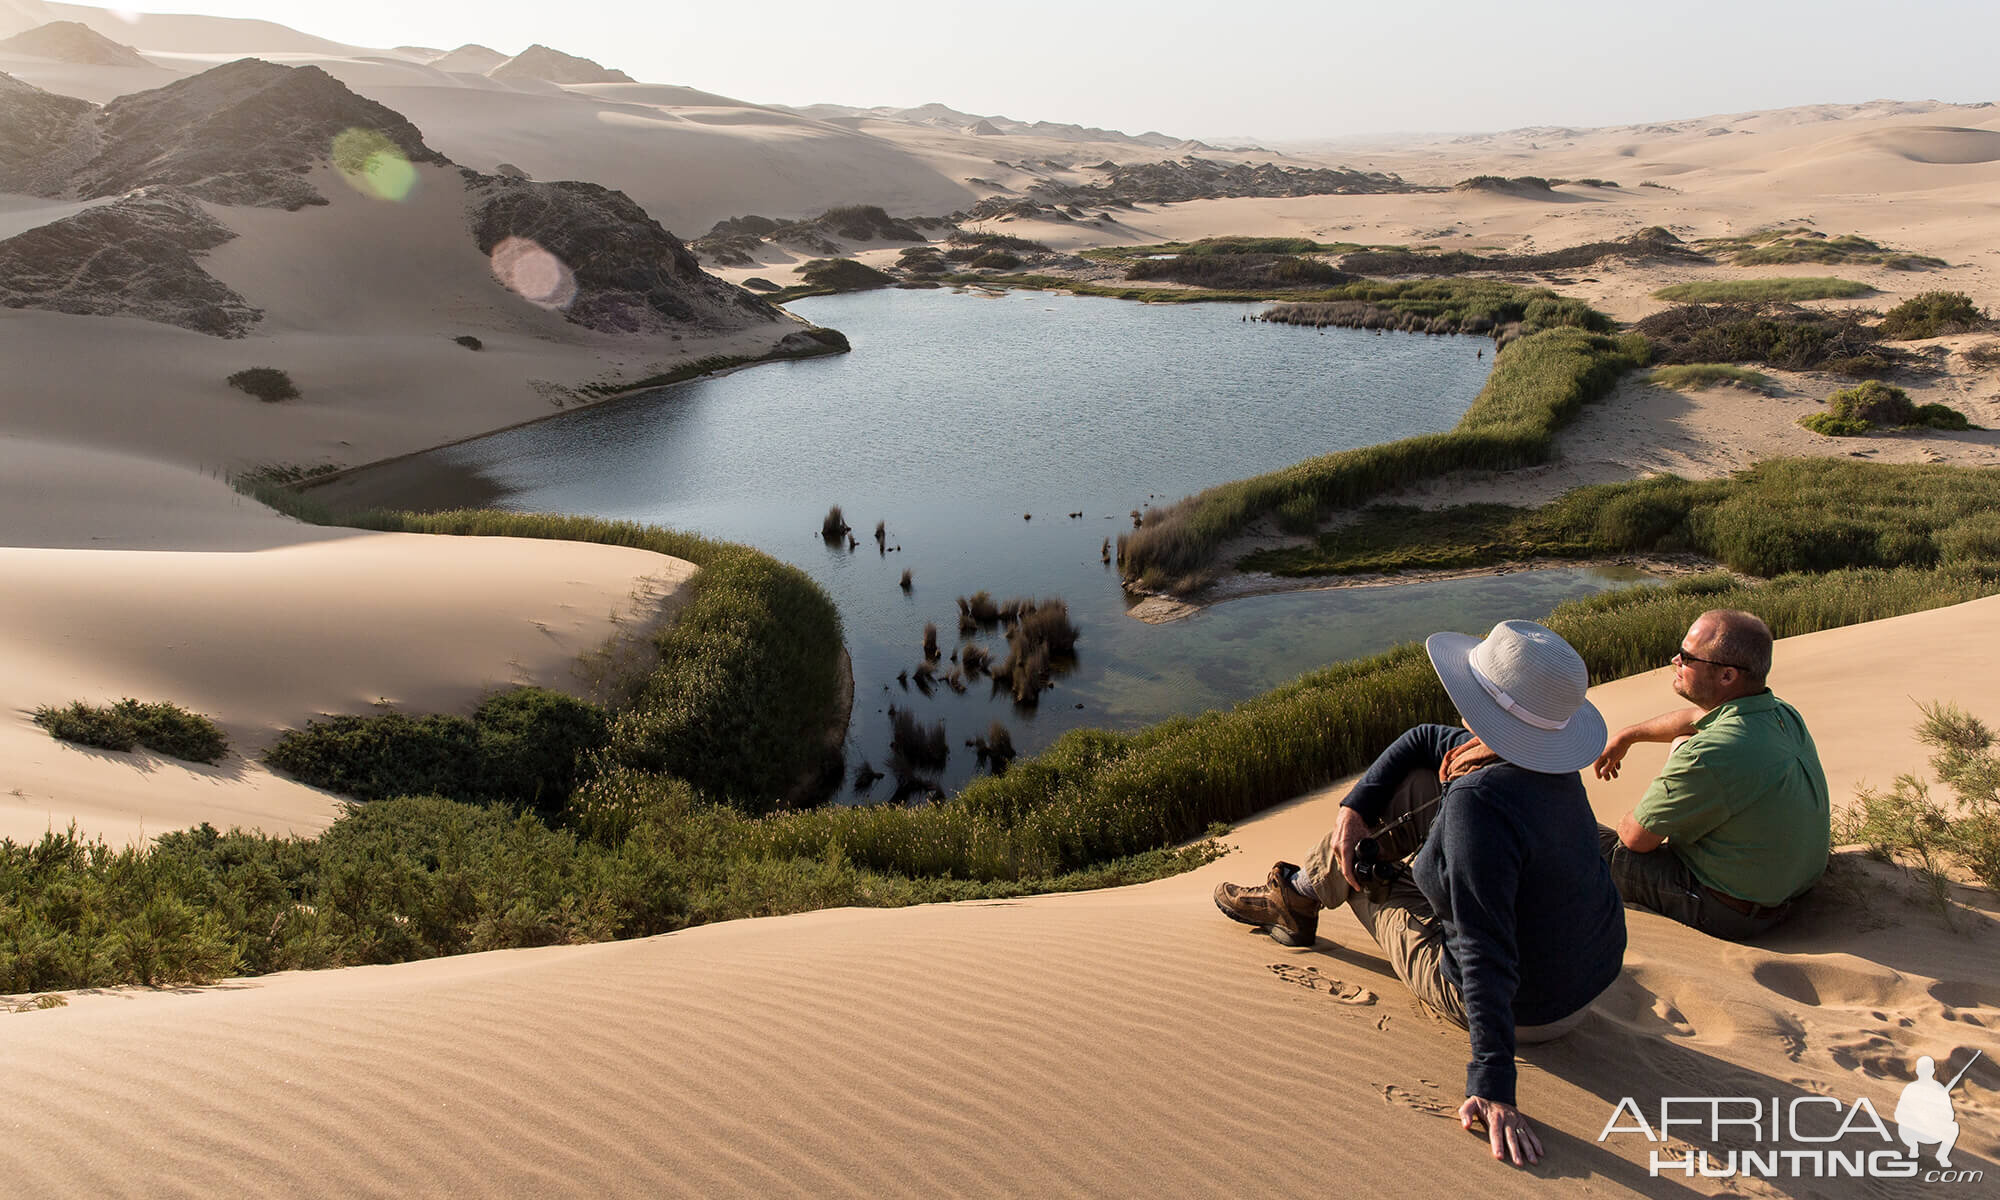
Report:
488,44,633,85
467,174,779,334
0,20,151,66
74,58,449,210
0,187,260,335
0,71,97,195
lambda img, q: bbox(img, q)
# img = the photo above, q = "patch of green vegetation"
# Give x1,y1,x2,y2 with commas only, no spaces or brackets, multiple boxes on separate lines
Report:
1648,364,1776,393
1699,229,1946,270
1636,303,1893,375
12,555,1997,993
266,688,607,817
1242,459,2000,578
221,498,847,817
1838,701,2000,916
1080,237,1377,262
1125,253,1350,289
1798,381,1973,437
33,699,229,764
1652,278,1873,303
1119,300,1645,588
1879,291,1987,340
227,367,299,403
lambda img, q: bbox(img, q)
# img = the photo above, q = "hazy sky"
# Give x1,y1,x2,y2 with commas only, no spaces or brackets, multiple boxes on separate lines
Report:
105,0,2000,142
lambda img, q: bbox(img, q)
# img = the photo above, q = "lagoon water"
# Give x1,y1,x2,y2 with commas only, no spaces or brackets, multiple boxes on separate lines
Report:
417,288,1645,795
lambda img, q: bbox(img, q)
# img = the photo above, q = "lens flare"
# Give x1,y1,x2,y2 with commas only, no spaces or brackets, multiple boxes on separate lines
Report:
331,128,417,202
490,237,577,309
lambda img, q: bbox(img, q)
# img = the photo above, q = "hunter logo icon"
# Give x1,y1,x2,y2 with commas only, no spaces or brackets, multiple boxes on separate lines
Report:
1897,1051,1980,1168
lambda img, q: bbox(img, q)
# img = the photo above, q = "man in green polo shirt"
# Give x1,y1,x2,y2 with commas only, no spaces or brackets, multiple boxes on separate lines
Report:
1593,609,1830,939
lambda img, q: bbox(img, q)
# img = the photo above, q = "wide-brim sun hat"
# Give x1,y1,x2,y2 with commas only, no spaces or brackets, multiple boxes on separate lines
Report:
1426,619,1606,775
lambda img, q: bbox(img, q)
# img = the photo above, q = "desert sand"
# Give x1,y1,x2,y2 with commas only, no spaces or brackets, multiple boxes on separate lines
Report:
2,5,1999,1194
2,600,1995,1196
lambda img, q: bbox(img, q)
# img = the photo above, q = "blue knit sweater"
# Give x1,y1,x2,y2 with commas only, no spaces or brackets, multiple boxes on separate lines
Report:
1342,725,1626,1105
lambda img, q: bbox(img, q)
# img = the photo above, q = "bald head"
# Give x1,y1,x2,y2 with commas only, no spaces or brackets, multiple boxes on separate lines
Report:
1699,609,1773,685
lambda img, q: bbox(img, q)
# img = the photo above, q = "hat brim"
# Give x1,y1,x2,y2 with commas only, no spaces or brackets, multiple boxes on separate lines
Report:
1426,631,1607,775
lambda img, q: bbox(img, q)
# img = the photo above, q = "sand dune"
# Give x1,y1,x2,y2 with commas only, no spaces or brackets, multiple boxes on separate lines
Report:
0,437,694,847
3,600,1995,1196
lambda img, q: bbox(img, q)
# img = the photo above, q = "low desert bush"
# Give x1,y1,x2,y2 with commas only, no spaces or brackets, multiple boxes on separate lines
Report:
227,367,299,403
1879,291,1986,340
453,335,483,350
1637,303,1888,372
1838,701,2000,914
33,699,228,763
1799,381,1972,436
971,250,1023,270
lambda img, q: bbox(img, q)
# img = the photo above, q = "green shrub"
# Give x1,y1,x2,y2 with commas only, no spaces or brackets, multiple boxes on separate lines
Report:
267,712,482,802
1828,380,1912,425
1837,702,2000,914
33,701,137,753
265,688,609,813
453,335,483,350
111,699,229,763
1800,412,1873,437
1636,303,1887,372
227,368,300,403
1912,403,1972,431
1879,291,1986,340
32,699,228,763
971,250,1023,270
470,688,610,814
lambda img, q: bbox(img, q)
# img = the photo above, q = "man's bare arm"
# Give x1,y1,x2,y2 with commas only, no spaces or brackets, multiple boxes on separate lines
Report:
1593,706,1706,780
1615,811,1665,853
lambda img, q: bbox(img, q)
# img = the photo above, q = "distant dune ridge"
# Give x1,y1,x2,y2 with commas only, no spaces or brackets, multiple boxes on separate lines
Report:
489,43,632,85
0,18,146,66
427,42,509,75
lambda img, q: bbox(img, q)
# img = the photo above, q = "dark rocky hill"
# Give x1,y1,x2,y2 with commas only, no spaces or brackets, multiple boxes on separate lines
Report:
0,70,97,195
489,44,632,85
0,59,781,340
74,57,448,209
0,188,259,335
469,174,777,333
0,19,150,67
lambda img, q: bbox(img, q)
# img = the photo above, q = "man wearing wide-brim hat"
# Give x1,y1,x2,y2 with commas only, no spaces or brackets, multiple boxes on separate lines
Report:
1214,620,1627,1168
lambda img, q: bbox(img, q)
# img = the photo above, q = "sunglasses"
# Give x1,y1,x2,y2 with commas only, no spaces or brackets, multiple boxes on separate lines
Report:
1673,646,1746,672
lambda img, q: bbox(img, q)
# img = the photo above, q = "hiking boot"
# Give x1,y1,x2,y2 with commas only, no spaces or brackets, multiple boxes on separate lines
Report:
1213,860,1319,947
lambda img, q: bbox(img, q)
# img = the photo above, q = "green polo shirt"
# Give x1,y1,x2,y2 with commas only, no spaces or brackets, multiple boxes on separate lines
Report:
1631,690,1830,906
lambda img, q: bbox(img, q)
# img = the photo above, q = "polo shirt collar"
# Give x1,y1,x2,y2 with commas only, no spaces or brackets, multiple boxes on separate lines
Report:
1694,688,1776,728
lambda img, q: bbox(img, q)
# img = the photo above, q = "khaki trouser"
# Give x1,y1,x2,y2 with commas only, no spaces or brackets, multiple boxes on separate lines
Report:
1303,768,1587,1044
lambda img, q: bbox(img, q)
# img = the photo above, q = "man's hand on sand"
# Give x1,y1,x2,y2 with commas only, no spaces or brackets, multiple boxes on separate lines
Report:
1334,805,1370,891
1440,736,1500,783
1460,1096,1543,1166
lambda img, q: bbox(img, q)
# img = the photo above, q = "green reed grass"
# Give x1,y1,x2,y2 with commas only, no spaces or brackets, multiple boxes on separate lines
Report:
1119,318,1646,589
1647,364,1776,393
1244,460,2000,578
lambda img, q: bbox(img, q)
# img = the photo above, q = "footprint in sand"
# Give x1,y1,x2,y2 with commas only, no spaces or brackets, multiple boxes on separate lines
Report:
1379,1083,1456,1119
1267,963,1377,1005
